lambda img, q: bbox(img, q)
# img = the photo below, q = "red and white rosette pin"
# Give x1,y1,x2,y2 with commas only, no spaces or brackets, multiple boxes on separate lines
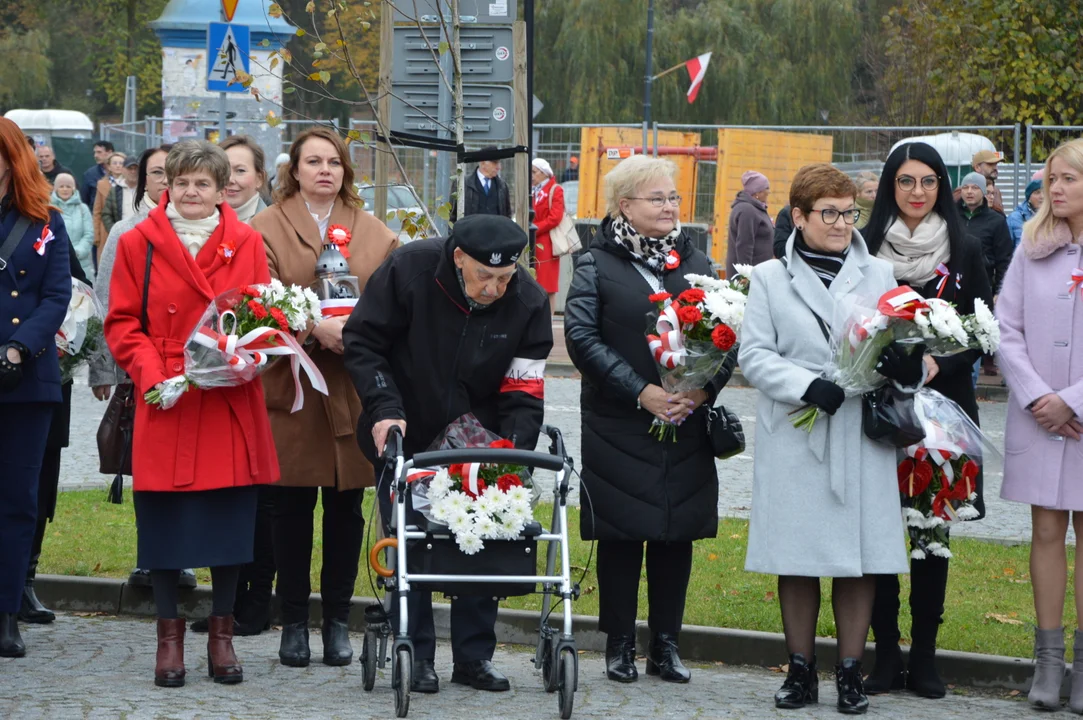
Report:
664,249,681,271
1068,269,1083,296
877,285,928,320
33,225,55,256
192,311,329,413
647,302,686,369
327,224,352,259
934,263,950,298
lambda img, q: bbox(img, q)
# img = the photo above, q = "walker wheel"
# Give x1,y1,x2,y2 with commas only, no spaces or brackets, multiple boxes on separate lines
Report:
361,630,377,691
558,648,576,719
394,647,411,717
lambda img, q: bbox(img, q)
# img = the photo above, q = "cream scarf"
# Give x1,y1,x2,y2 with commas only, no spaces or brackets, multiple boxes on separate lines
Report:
140,192,158,215
877,213,951,286
233,192,262,225
166,202,220,258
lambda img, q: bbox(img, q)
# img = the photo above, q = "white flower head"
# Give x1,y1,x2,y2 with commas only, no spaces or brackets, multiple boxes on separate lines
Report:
504,485,532,508
684,272,729,292
455,531,484,555
910,548,927,560
429,469,453,500
473,514,500,539
447,509,472,535
475,487,505,515
731,264,755,280
965,298,1001,354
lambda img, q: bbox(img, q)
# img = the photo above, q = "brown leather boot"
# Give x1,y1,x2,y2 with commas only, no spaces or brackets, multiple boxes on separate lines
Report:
207,614,243,684
155,618,186,687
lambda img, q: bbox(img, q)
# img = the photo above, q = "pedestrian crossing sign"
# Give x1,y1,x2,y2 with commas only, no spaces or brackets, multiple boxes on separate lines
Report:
207,21,250,93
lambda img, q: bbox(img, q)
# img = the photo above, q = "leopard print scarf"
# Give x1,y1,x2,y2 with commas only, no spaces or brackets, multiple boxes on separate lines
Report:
610,214,682,271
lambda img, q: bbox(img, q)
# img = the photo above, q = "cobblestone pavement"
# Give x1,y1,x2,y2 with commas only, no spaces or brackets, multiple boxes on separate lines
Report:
0,614,1025,719
64,372,1055,544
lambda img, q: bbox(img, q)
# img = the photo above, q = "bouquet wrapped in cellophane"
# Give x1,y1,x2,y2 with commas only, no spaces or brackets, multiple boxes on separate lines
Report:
790,286,1001,431
643,266,750,441
144,280,327,411
898,388,1000,559
56,279,107,382
405,414,540,555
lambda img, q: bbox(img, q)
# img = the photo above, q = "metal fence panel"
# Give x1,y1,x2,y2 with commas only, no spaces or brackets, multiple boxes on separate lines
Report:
1025,126,1083,180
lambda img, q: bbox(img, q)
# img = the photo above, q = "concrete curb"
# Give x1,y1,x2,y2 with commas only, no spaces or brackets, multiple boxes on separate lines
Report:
34,575,1035,692
547,364,1009,402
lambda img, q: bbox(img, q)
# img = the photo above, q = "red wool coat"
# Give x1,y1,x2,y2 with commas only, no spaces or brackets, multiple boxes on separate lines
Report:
104,195,281,493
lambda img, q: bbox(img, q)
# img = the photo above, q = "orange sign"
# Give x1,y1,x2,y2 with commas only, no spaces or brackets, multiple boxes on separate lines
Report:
222,0,239,21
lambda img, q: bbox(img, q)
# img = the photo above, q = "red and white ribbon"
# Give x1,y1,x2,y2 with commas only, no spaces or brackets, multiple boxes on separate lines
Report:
499,357,545,398
320,298,357,318
1068,269,1083,296
192,311,329,413
33,225,55,256
878,286,928,320
647,302,686,369
934,263,950,298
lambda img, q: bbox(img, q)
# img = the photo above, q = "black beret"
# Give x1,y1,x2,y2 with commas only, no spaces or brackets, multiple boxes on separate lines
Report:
452,214,527,268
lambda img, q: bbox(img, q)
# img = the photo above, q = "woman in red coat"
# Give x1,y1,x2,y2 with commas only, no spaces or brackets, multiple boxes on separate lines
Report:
105,140,280,688
532,158,564,312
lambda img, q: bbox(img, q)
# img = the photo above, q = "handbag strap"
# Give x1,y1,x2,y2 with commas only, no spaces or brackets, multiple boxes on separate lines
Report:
0,214,32,272
141,243,153,333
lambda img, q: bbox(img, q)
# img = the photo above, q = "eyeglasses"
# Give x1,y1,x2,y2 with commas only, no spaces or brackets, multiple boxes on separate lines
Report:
897,175,939,192
810,208,861,225
629,195,682,208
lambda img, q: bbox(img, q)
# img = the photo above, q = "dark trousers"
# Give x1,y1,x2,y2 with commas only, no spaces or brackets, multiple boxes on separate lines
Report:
376,466,498,663
596,540,694,637
26,445,62,583
0,404,53,612
235,485,276,616
269,485,363,625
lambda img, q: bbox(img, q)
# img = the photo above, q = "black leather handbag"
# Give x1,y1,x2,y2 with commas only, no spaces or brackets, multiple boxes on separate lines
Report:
95,244,152,503
707,404,745,459
862,385,926,448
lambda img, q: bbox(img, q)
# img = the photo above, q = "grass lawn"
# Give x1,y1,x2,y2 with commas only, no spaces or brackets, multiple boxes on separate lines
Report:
41,489,1053,659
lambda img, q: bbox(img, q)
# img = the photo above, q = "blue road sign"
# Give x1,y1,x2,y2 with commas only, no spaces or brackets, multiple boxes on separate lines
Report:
207,22,250,93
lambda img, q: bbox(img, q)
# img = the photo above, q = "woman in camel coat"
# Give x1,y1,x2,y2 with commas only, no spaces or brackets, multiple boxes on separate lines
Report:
251,127,397,669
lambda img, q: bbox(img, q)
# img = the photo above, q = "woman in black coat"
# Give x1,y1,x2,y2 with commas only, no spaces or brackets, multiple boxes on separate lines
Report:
564,155,735,685
860,142,993,699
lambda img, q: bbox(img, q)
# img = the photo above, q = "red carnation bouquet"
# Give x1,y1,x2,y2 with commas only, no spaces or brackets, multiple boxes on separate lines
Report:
898,388,999,559
644,271,749,441
144,280,328,412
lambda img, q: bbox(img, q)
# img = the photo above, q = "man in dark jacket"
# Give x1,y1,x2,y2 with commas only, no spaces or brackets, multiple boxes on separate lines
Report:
343,214,552,695
449,148,512,222
958,171,1012,297
80,141,114,208
35,146,73,187
772,205,795,258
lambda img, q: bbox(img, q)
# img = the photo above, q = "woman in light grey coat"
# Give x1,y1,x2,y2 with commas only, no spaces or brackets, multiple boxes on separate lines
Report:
739,164,924,715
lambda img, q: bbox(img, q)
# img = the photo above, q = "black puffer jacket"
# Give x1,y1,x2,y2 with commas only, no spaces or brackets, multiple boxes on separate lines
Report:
564,218,736,542
959,199,1013,295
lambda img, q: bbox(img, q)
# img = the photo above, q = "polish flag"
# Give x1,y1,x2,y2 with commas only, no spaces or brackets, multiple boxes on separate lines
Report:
684,52,712,104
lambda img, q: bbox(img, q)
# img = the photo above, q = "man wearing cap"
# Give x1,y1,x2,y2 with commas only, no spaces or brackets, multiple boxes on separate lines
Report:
449,148,513,222
561,155,579,183
343,214,553,694
971,149,1005,213
725,170,774,278
1007,179,1043,248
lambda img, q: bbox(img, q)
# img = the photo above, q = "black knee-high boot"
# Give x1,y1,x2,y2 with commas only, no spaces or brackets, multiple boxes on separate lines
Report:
907,555,948,698
19,513,54,624
864,573,904,694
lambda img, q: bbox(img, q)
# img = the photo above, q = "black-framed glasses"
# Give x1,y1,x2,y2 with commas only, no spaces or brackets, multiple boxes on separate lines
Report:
811,208,861,225
897,175,939,192
629,195,682,208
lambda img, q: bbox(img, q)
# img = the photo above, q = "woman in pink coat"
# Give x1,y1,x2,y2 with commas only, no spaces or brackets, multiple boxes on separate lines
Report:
996,138,1083,712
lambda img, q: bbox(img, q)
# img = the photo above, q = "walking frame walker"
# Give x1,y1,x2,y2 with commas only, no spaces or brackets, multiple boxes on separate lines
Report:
364,424,580,719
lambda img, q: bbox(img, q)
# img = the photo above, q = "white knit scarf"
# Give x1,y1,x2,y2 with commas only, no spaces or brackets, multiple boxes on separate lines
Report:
140,192,158,214
877,213,951,286
166,202,221,258
233,192,262,225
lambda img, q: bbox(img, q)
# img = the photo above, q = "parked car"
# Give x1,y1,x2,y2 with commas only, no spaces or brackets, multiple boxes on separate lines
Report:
357,183,427,242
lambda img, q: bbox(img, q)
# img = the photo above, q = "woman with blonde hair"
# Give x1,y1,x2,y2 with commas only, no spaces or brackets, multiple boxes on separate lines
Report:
997,138,1083,711
252,126,397,668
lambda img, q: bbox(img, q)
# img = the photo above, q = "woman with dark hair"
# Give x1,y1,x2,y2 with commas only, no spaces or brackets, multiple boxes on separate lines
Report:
0,116,73,657
861,142,993,699
252,127,397,669
219,135,268,224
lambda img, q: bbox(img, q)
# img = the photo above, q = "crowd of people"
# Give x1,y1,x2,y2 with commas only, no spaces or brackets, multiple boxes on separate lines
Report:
1,116,1082,716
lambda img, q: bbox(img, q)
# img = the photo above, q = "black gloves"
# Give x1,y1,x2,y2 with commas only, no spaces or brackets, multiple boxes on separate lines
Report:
802,378,846,416
0,343,25,394
876,341,926,386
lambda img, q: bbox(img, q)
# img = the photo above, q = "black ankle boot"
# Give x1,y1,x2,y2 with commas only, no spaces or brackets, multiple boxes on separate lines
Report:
321,618,353,666
645,632,690,683
775,653,818,709
835,658,869,714
605,633,637,683
19,583,55,624
864,643,905,694
279,621,311,667
0,613,26,658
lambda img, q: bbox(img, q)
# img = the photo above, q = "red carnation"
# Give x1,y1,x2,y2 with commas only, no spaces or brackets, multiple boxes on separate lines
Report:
897,458,933,497
449,463,466,480
648,292,672,304
241,285,262,297
678,288,705,304
711,324,737,351
247,299,269,320
496,473,523,492
677,305,703,326
489,439,515,450
269,307,290,331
